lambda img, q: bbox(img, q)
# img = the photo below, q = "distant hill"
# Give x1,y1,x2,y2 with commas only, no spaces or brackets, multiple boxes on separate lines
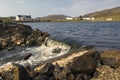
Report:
83,6,120,21
35,14,71,21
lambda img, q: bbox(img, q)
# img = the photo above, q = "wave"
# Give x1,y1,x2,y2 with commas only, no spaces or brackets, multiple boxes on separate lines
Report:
15,37,71,67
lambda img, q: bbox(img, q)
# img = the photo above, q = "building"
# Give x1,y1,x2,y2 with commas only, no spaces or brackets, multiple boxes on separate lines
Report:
106,18,112,21
66,17,73,20
83,17,95,21
16,15,32,21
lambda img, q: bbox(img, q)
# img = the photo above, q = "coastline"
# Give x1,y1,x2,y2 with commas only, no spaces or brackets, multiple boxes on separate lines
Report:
0,23,120,80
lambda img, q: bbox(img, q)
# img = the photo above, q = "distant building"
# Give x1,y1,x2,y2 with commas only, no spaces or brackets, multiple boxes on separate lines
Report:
16,15,32,21
106,18,112,21
83,17,95,20
74,17,80,20
66,17,73,20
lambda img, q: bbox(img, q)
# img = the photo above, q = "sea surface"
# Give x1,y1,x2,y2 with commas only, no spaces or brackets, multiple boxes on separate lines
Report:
24,22,120,50
0,22,120,66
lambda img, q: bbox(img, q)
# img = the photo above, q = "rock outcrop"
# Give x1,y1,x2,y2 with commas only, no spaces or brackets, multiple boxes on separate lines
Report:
0,50,100,80
0,23,49,51
101,50,120,68
91,65,120,80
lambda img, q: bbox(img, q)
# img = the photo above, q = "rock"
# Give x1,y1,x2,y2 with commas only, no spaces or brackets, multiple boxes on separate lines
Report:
39,63,54,76
34,74,47,80
67,50,100,74
75,74,92,80
13,64,31,80
0,76,3,80
0,23,50,50
91,65,120,80
21,53,32,61
0,63,31,80
37,37,45,46
53,63,74,80
7,46,15,51
52,47,62,53
1,71,14,80
101,50,120,68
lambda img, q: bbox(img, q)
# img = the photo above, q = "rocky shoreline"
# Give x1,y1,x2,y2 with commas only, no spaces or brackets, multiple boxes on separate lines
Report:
0,23,120,80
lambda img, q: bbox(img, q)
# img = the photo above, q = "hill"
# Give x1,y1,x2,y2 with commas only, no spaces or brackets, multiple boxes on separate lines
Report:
83,6,120,21
35,14,71,21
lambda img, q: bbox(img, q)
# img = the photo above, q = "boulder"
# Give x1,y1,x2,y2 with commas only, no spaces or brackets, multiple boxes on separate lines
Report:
38,63,54,76
101,50,120,68
35,50,100,80
0,63,31,80
21,53,32,61
13,64,31,80
91,65,120,80
67,50,100,74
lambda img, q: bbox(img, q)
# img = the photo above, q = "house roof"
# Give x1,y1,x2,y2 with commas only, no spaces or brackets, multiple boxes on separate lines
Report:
17,15,31,18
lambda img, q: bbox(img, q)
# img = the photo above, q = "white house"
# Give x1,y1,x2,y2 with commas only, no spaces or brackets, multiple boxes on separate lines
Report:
16,15,32,21
83,17,95,20
66,17,73,20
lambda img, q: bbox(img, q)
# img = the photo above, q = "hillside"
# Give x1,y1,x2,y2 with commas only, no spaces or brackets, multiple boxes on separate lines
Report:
83,6,120,21
35,14,71,21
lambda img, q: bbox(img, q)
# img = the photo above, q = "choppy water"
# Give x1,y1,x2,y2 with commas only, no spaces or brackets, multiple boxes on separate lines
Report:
0,22,120,66
25,22,120,50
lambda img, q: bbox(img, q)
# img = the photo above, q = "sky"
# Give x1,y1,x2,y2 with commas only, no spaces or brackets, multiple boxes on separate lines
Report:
0,0,120,18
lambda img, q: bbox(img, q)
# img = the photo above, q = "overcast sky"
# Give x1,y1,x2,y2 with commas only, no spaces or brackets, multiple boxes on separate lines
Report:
0,0,120,18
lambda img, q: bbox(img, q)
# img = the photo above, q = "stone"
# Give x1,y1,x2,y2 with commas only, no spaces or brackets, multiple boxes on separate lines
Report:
39,63,54,76
75,74,92,80
53,63,74,80
21,53,32,61
1,71,14,80
13,64,31,80
91,65,120,80
101,50,120,68
34,74,47,80
52,47,62,53
67,50,100,74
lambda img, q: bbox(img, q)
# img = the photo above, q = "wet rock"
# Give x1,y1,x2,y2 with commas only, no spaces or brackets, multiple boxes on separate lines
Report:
7,46,15,51
53,63,74,80
101,50,120,68
37,37,45,46
67,50,100,74
91,65,120,80
21,53,32,60
52,47,62,53
39,63,54,76
0,76,3,80
2,71,14,80
34,74,47,80
13,64,31,80
75,74,92,80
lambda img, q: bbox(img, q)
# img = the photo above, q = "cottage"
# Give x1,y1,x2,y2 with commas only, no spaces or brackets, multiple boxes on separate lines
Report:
66,17,73,20
106,18,112,21
16,15,32,21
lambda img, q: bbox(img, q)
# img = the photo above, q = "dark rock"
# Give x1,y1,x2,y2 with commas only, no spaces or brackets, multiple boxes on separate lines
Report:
53,63,74,80
1,71,14,80
39,63,54,76
0,23,50,50
34,74,47,80
91,65,120,80
101,50,120,68
75,74,92,80
0,76,3,80
13,64,31,80
67,50,100,74
37,37,45,46
52,47,62,53
21,53,32,60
